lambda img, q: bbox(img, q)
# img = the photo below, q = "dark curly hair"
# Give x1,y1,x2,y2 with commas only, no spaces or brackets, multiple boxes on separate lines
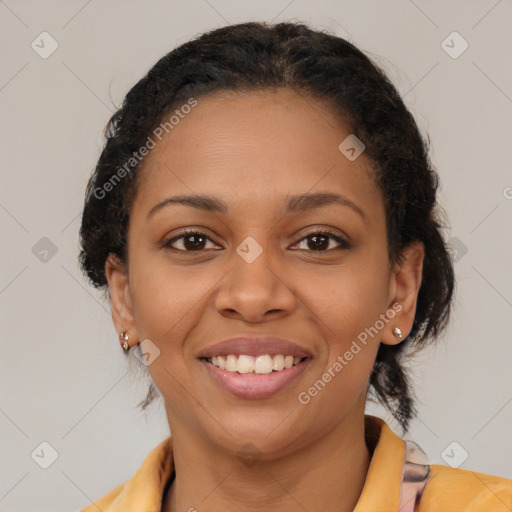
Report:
79,21,455,432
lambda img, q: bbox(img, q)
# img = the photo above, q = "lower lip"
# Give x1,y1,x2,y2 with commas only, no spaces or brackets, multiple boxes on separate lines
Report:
200,358,311,399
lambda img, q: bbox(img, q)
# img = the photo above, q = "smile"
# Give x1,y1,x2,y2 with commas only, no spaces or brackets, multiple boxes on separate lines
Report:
200,355,311,399
205,354,307,374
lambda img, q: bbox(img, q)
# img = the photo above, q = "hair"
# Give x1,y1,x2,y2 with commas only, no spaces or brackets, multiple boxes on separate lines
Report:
79,21,455,432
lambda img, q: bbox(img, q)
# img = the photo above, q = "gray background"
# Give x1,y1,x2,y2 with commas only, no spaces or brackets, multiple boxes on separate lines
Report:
1,0,511,510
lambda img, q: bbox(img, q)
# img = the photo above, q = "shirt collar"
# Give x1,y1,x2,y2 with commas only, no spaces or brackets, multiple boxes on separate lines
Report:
354,415,405,512
92,415,405,512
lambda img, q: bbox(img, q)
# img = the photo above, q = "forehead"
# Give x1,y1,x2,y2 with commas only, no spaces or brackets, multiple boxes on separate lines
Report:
132,88,382,220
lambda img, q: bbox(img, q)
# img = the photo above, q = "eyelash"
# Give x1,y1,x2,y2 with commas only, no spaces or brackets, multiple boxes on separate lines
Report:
162,228,351,252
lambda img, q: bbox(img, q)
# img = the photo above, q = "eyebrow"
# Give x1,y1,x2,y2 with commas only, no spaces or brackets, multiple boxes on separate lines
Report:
147,192,367,222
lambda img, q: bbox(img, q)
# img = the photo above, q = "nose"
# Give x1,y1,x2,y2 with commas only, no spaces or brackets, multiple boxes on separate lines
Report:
213,238,297,323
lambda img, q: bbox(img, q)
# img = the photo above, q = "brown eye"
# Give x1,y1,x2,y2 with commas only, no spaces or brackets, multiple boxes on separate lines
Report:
163,230,219,252
292,230,351,251
162,229,351,253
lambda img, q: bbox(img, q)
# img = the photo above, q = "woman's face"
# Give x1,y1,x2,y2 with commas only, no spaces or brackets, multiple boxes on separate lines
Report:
106,88,423,458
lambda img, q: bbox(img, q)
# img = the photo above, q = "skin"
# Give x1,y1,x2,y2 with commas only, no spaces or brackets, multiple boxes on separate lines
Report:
105,88,424,512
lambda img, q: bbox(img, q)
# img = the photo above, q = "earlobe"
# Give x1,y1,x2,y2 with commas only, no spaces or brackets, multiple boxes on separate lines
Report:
104,253,137,345
381,241,425,346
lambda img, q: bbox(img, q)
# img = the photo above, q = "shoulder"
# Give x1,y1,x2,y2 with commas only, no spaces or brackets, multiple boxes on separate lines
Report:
79,483,124,511
418,464,512,512
78,436,174,511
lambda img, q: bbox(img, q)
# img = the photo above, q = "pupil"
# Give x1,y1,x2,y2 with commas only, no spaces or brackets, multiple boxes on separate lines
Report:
185,234,205,250
309,234,328,250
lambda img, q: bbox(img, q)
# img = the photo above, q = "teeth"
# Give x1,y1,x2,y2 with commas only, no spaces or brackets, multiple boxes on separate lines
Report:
237,355,254,373
273,354,284,371
255,355,273,374
226,354,237,372
208,354,304,374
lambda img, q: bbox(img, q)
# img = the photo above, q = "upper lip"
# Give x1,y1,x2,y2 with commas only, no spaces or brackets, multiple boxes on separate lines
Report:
196,335,313,359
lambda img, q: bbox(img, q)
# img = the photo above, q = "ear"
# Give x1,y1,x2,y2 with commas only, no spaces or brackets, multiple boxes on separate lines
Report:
381,240,425,346
105,253,137,347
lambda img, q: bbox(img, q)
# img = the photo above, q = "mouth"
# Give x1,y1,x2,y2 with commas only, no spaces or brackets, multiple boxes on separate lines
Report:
201,354,309,374
199,354,312,399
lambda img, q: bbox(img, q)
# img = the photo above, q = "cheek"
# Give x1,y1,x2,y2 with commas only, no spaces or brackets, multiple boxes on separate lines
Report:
299,256,389,347
128,257,204,410
297,280,382,425
298,253,388,397
129,252,203,340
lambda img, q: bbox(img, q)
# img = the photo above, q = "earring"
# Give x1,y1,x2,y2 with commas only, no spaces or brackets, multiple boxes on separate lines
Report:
119,330,129,351
393,326,403,339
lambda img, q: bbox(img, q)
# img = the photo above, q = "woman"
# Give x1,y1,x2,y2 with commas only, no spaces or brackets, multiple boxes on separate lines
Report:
78,21,511,512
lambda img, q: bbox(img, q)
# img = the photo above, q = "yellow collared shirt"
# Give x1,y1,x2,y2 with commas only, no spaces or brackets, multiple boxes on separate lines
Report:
80,415,511,511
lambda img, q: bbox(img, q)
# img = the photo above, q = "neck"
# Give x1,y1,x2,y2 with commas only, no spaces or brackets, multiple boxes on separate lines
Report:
162,404,372,512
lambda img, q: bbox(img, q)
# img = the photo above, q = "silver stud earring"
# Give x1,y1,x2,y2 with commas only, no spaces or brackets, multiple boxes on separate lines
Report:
119,330,129,351
393,326,402,339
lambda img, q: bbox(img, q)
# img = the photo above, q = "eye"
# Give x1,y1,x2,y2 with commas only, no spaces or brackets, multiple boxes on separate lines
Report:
162,228,351,253
291,230,351,252
162,229,220,252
